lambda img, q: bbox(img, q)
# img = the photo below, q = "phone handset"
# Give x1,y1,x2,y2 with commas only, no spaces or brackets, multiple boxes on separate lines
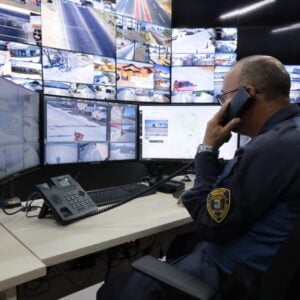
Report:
221,87,253,126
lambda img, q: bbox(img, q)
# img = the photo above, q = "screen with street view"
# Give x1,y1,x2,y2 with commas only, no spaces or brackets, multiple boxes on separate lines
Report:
0,39,42,91
171,27,237,103
44,95,137,164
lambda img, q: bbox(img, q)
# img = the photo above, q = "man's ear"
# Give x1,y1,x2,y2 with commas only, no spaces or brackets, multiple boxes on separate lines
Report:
244,86,258,99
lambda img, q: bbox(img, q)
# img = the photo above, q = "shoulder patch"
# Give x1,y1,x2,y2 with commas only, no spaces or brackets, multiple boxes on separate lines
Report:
206,188,231,223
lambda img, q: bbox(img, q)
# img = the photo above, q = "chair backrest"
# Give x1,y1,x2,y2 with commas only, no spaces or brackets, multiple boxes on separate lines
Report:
259,219,300,300
221,219,300,300
132,220,300,300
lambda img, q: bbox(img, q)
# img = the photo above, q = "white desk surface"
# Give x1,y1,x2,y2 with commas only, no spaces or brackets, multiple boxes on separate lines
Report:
0,224,46,291
0,191,192,267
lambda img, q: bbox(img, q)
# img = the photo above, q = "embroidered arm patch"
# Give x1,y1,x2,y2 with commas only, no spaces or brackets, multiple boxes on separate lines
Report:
206,188,231,223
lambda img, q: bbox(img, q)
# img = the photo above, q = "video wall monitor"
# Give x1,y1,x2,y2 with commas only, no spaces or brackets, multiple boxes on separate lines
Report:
41,0,115,57
171,27,237,103
116,15,171,65
116,58,170,103
116,0,171,27
115,13,171,104
139,104,238,161
44,96,137,164
0,40,42,91
0,2,41,45
284,65,300,103
0,77,40,182
42,47,116,100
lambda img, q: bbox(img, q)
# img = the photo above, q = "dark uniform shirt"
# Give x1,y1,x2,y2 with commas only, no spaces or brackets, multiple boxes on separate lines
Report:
182,104,300,273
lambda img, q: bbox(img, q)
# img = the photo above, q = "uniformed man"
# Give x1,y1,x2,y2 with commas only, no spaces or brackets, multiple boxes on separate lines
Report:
97,55,300,299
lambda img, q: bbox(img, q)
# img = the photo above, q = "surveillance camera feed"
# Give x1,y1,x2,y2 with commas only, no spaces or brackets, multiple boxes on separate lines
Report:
139,105,238,161
116,0,171,28
42,46,117,100
284,65,300,103
0,77,40,181
0,0,172,104
41,0,116,57
115,13,171,103
116,58,171,103
0,39,42,91
171,27,237,103
44,95,137,164
0,1,41,45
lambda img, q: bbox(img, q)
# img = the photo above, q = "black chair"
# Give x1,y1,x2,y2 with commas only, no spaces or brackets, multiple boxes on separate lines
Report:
132,220,300,300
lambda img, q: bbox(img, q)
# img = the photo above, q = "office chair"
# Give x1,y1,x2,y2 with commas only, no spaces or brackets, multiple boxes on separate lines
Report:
132,220,300,300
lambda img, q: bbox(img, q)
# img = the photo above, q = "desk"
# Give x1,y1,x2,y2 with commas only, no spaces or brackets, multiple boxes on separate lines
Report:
0,190,192,268
0,224,46,298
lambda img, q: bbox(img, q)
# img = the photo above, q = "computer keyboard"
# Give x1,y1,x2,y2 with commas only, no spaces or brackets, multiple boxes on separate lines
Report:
87,182,156,207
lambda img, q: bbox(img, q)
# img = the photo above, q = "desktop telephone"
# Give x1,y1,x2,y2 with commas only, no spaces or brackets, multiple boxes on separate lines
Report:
36,162,194,225
36,174,98,225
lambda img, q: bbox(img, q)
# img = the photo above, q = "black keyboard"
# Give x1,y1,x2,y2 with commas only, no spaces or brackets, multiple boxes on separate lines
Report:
87,182,156,207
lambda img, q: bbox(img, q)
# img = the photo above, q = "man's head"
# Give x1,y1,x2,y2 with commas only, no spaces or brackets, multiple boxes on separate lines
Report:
222,55,291,137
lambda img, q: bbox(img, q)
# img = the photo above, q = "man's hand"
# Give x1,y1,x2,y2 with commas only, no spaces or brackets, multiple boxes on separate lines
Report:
177,195,184,207
203,100,241,148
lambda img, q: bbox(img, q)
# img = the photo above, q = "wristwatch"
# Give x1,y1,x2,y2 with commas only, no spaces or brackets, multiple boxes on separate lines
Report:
196,144,219,156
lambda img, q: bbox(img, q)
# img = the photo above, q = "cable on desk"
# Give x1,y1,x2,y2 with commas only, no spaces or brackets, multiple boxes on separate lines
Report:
24,191,43,218
1,191,42,216
1,205,25,215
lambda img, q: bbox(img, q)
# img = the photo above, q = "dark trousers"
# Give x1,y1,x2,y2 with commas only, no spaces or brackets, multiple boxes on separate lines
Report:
97,242,222,300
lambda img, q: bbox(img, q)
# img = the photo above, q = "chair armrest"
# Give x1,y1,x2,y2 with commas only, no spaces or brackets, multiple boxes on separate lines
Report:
131,255,217,300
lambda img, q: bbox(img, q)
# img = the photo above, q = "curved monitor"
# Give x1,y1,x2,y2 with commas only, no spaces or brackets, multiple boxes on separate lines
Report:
0,77,40,182
44,96,137,164
139,104,238,161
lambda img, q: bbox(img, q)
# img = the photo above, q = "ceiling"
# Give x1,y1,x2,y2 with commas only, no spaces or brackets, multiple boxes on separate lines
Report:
172,0,300,27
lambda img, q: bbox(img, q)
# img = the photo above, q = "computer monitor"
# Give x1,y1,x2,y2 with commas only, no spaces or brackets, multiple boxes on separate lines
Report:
116,58,171,103
44,96,137,164
42,46,116,100
171,27,237,103
116,0,171,27
139,104,238,161
0,39,42,91
0,2,41,45
41,0,115,56
0,77,41,182
284,65,300,103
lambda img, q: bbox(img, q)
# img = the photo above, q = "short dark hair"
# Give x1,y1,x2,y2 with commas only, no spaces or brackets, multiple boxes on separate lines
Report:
237,55,291,98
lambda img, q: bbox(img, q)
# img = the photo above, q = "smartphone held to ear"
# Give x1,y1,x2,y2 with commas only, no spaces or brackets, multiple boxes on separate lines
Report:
222,88,253,125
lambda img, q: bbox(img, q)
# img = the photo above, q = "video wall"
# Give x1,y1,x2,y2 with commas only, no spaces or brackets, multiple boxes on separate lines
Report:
0,0,174,104
0,0,241,106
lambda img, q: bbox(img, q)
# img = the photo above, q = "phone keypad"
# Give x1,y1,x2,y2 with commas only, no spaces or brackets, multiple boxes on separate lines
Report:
63,190,96,210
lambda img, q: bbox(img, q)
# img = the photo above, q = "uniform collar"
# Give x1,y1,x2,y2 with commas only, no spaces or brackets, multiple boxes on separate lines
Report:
259,104,300,134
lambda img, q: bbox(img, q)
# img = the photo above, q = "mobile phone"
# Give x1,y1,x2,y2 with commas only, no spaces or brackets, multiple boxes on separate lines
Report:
221,87,253,125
